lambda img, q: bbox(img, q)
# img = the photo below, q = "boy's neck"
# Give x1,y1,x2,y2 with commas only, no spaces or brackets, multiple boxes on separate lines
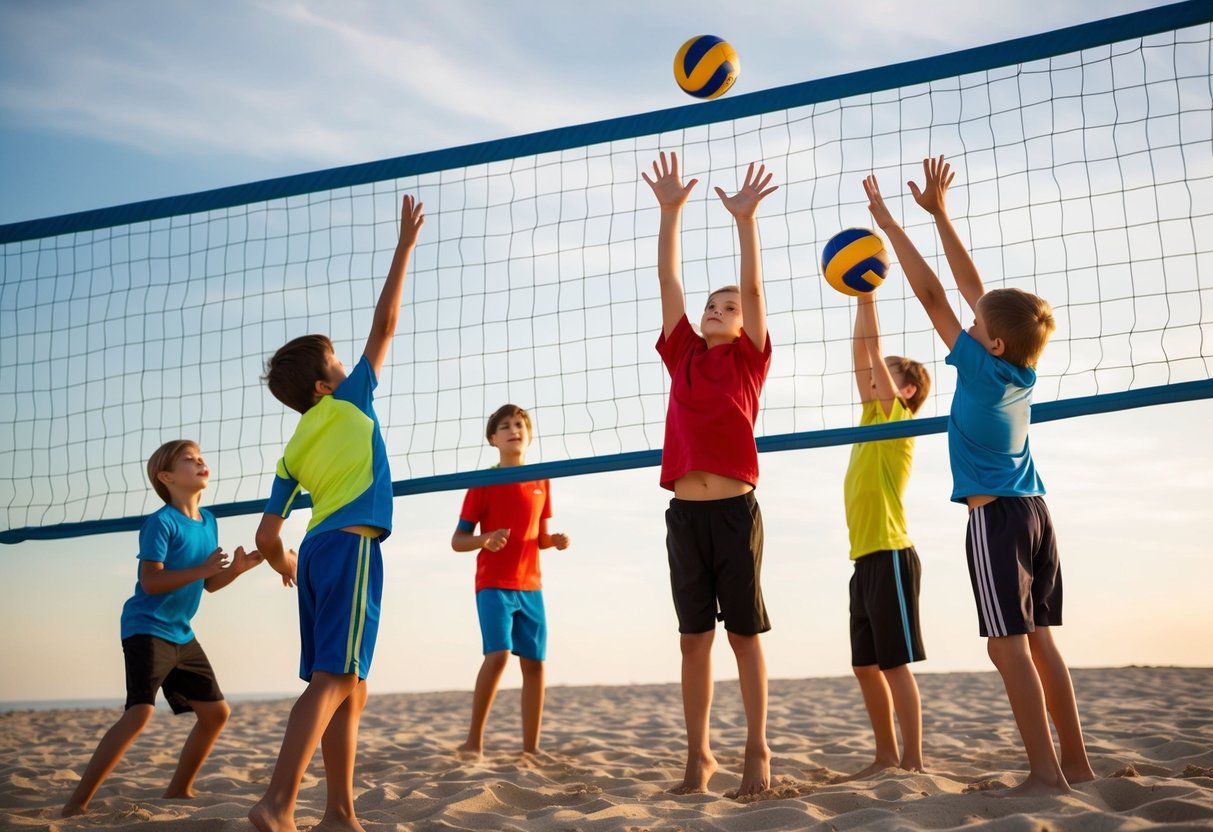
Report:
167,489,204,520
496,451,526,468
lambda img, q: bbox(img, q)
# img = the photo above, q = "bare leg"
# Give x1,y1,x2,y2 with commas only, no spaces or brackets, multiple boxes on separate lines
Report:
840,664,900,780
248,671,361,832
458,651,510,756
884,664,923,772
163,699,231,798
728,631,771,797
1027,627,1095,784
61,704,155,816
671,631,717,794
986,636,1071,796
519,658,545,754
315,678,368,832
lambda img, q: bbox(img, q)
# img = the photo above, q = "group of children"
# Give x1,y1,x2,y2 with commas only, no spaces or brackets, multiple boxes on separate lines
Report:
61,154,1096,829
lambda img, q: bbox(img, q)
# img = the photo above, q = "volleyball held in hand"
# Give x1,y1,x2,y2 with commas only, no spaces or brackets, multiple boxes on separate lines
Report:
674,35,739,100
821,228,890,296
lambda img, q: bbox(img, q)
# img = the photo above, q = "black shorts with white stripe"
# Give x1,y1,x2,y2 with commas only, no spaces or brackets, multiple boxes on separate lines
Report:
965,496,1062,638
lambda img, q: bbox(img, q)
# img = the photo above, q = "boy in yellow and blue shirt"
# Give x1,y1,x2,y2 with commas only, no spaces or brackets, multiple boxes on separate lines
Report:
249,194,425,832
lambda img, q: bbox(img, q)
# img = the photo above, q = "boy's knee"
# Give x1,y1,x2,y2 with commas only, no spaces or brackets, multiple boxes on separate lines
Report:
519,658,544,677
123,703,156,730
726,630,759,654
852,663,881,682
679,631,714,656
193,699,231,728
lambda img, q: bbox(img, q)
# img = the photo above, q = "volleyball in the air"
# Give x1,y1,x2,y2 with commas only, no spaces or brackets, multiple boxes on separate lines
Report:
821,228,890,296
674,35,740,100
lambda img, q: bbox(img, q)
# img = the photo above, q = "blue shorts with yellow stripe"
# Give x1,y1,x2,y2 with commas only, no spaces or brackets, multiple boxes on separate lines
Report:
297,529,382,682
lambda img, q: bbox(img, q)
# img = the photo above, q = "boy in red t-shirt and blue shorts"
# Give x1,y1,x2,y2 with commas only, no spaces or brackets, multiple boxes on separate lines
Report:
451,404,571,756
641,151,778,798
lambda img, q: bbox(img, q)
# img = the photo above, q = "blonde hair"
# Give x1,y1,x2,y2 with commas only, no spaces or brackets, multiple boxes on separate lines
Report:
147,439,199,504
980,288,1056,368
885,356,931,414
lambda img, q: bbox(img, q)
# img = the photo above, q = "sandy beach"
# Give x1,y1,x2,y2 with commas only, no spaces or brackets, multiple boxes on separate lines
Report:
2,666,1211,831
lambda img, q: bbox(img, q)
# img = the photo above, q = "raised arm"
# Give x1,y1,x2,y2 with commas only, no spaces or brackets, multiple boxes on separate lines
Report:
715,162,778,351
908,155,985,314
852,293,902,415
363,194,425,376
641,151,697,338
864,174,961,350
204,546,264,592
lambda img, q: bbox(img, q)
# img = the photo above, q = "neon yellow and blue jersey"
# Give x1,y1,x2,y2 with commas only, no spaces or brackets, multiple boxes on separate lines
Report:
264,356,394,540
120,505,218,643
945,331,1045,502
843,398,915,560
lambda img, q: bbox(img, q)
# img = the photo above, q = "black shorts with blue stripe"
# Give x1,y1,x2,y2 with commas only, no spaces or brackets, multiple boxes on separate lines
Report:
850,547,926,669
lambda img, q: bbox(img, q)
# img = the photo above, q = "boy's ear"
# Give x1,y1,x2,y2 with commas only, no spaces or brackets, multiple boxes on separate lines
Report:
157,470,174,486
900,382,918,402
314,378,335,397
989,337,1006,357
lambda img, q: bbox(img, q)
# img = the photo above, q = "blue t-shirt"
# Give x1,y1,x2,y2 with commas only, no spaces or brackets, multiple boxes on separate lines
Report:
120,505,218,644
264,356,393,541
945,331,1045,503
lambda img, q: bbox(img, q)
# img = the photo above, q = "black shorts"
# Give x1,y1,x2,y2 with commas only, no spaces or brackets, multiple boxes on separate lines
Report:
965,496,1062,638
122,634,224,715
665,491,770,636
850,548,926,669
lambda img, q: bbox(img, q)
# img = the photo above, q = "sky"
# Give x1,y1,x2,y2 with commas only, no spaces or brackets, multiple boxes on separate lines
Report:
1,0,1211,706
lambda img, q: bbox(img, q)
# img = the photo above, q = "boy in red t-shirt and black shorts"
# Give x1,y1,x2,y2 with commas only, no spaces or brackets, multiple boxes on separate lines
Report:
451,404,571,756
641,151,778,798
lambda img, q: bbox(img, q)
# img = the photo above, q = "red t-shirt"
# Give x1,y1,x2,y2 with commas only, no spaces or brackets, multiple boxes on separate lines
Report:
656,314,772,491
459,479,552,591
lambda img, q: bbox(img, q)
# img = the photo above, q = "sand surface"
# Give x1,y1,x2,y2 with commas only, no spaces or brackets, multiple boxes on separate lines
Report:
2,666,1211,831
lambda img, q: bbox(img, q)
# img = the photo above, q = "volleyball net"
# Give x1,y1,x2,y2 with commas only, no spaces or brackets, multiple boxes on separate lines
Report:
3,1,1212,544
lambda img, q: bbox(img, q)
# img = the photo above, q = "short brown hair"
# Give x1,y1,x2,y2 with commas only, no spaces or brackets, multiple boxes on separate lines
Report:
885,356,931,414
705,284,740,308
485,403,532,442
980,288,1056,368
264,334,334,414
147,439,199,504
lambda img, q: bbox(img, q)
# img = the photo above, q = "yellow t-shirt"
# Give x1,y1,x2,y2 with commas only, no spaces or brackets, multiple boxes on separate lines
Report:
843,398,915,560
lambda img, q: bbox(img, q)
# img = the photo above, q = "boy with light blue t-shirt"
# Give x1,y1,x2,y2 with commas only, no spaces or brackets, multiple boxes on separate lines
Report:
250,194,424,832
864,156,1096,796
62,440,262,816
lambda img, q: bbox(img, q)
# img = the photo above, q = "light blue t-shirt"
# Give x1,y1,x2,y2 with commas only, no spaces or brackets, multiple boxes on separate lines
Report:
264,356,393,541
120,505,218,643
945,331,1045,503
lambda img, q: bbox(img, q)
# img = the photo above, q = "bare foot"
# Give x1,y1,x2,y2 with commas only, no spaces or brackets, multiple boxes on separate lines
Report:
994,773,1073,798
736,742,772,798
670,750,718,794
249,799,299,832
456,741,483,761
60,801,88,817
1063,763,1097,784
835,758,898,783
313,814,367,832
162,787,197,799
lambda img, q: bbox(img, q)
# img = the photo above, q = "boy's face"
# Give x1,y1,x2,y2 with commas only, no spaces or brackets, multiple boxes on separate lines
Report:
700,291,742,344
489,414,532,453
163,446,209,494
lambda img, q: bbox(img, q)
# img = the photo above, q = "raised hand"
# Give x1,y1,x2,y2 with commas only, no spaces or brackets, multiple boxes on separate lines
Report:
230,546,264,575
641,151,698,209
483,528,510,552
714,162,778,220
908,155,955,217
398,194,425,249
863,175,896,231
201,547,231,578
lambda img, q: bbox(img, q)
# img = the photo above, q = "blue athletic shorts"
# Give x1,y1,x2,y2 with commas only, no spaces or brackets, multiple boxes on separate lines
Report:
475,588,546,661
297,529,383,681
